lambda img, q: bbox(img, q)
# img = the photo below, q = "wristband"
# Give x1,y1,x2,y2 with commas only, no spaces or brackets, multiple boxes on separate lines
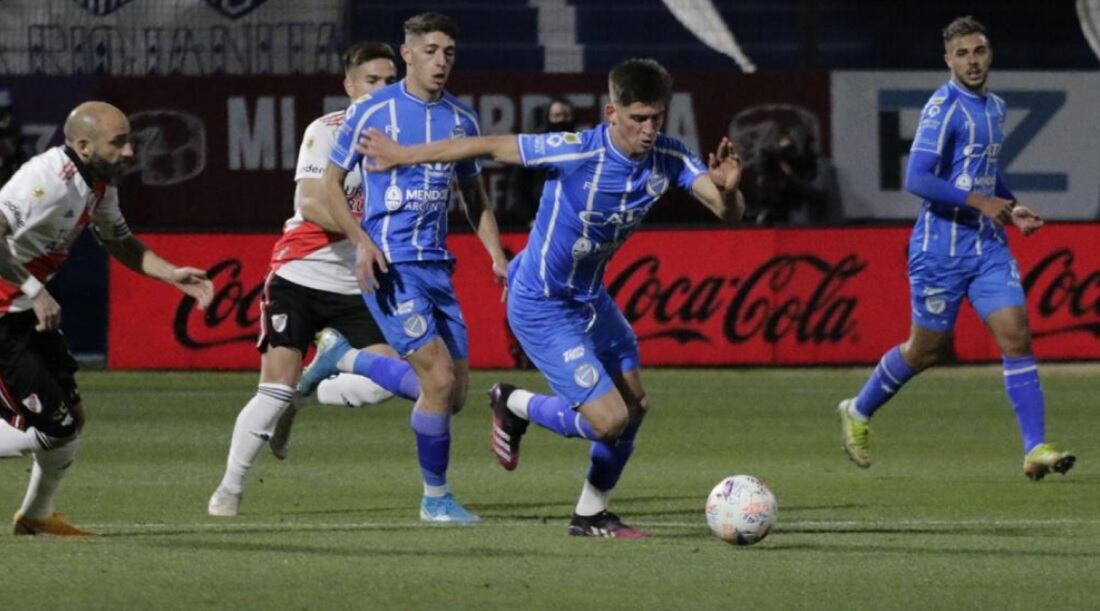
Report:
20,276,44,299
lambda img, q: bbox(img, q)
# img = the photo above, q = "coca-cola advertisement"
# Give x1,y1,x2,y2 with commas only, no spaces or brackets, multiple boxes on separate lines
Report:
108,225,1100,370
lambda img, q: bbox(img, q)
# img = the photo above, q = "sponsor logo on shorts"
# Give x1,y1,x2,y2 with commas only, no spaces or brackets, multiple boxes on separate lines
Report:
395,300,416,315
403,314,427,338
22,393,42,414
573,363,598,388
384,185,403,211
562,345,585,363
271,313,288,333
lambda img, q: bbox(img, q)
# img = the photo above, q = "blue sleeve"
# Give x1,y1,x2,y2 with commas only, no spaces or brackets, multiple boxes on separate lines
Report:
905,149,969,207
995,166,1016,201
330,99,374,171
659,137,706,190
517,131,591,174
454,113,482,178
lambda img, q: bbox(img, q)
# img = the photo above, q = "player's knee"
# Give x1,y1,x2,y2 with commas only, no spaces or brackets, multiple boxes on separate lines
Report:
587,410,629,442
419,366,455,401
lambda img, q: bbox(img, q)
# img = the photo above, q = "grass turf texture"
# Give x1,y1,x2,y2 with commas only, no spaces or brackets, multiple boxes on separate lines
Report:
2,366,1097,610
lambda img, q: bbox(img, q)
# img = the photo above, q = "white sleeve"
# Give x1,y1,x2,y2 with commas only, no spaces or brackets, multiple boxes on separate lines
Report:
90,186,132,241
295,119,335,182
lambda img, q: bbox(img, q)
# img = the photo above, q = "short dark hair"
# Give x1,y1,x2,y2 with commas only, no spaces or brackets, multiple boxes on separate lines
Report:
342,42,396,72
608,58,673,107
943,16,987,46
404,12,459,39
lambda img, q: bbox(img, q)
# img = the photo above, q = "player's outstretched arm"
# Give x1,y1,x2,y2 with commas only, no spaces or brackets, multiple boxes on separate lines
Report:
101,235,214,310
317,162,387,292
0,215,61,330
458,176,509,301
297,177,341,232
357,128,521,171
691,137,745,224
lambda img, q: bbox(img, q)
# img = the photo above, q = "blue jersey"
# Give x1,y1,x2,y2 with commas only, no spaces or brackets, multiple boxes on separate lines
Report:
330,80,481,264
908,80,1011,257
510,124,706,302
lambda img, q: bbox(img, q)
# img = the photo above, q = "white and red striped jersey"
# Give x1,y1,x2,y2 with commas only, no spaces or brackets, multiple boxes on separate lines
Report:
0,146,131,316
269,110,364,295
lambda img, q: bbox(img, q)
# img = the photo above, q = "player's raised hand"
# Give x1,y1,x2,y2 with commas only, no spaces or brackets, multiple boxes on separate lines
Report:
1011,205,1044,236
31,289,61,331
355,238,389,293
169,267,214,310
706,137,743,192
357,127,405,172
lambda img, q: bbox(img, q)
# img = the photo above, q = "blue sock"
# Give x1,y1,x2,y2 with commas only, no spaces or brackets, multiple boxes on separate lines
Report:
587,419,641,490
353,352,419,400
409,409,450,487
527,394,596,439
1003,355,1045,453
854,345,916,418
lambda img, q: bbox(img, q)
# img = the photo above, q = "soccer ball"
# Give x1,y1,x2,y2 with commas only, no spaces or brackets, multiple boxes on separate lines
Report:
705,475,777,546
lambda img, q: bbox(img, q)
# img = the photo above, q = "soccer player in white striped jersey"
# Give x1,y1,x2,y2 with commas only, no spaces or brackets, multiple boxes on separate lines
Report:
359,58,745,536
208,42,407,518
835,16,1075,480
0,102,213,535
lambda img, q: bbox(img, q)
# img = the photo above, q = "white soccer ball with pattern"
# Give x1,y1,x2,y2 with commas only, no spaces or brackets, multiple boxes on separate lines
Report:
705,475,777,545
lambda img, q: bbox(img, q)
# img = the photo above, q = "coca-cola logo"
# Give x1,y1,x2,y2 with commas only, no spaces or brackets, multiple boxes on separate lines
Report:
607,254,865,345
173,259,263,348
1023,249,1100,338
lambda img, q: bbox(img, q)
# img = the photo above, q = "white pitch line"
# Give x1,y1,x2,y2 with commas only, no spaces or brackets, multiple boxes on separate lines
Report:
83,517,1098,534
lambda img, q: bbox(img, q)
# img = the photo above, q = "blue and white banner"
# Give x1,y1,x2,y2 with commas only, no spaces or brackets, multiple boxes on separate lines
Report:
0,0,344,75
832,71,1100,220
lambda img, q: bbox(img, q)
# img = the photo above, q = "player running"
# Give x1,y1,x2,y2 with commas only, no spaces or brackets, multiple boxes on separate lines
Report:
360,58,745,537
834,16,1075,480
314,12,510,523
1,101,213,535
207,42,418,517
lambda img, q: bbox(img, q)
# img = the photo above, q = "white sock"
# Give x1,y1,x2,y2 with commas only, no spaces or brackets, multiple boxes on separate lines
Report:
218,383,294,495
575,480,610,516
847,398,869,423
19,439,78,520
0,421,40,457
423,483,449,497
507,389,534,419
336,350,357,372
317,373,393,407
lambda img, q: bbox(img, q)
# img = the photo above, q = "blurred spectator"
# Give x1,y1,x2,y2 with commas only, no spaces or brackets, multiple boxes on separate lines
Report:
0,106,29,186
754,125,841,225
504,97,575,227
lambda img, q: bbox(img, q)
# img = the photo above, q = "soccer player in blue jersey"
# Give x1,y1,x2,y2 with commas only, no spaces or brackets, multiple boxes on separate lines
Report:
835,16,1075,480
314,12,509,523
360,58,745,537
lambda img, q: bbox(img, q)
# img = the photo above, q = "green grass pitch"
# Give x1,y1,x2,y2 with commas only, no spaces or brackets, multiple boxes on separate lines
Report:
2,366,1097,610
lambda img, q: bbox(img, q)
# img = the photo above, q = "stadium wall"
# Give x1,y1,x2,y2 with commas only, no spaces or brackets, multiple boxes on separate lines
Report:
108,225,1100,370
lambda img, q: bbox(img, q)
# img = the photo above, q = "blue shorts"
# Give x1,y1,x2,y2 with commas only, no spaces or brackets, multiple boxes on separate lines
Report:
507,285,640,407
362,261,468,359
908,247,1025,332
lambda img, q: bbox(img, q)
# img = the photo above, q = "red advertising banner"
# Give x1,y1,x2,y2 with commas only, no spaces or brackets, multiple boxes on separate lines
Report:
108,225,1100,370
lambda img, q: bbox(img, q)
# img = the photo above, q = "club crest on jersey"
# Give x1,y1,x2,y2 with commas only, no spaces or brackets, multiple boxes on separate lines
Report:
954,174,973,190
271,313,288,333
203,0,268,20
572,237,593,259
22,393,42,414
384,185,403,211
450,126,466,139
403,314,428,338
646,173,669,197
573,364,599,388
